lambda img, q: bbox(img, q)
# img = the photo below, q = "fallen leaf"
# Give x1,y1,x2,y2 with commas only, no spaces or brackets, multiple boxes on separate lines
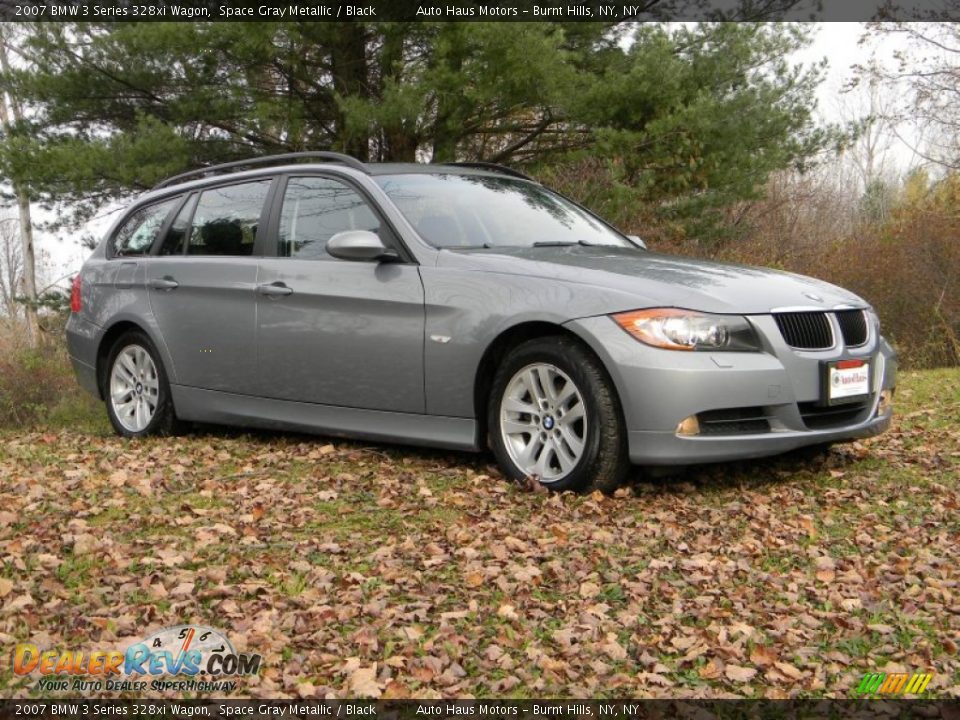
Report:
169,582,195,598
4,594,33,612
699,659,724,679
774,661,805,680
725,665,758,682
349,664,382,698
601,638,627,661
750,646,777,667
816,568,836,583
579,581,600,599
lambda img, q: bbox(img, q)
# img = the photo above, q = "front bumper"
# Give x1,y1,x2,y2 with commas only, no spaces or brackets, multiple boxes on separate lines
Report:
627,412,891,465
566,313,898,466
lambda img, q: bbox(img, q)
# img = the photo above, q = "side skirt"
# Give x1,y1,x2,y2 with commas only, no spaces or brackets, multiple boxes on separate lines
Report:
170,385,480,452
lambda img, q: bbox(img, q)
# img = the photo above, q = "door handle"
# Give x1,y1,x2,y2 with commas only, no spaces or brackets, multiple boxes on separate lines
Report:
149,277,179,290
256,282,293,297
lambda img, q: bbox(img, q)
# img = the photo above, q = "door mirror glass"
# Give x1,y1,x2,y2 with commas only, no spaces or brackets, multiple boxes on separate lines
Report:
326,230,398,262
626,234,647,250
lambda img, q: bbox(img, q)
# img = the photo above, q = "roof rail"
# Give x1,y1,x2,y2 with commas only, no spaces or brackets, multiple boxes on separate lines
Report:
152,151,368,190
442,161,535,182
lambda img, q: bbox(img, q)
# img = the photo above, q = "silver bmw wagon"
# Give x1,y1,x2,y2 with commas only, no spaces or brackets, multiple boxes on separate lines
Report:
66,152,896,492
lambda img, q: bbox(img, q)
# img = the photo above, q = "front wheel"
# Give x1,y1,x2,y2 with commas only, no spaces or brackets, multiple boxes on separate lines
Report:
104,330,182,437
488,336,630,493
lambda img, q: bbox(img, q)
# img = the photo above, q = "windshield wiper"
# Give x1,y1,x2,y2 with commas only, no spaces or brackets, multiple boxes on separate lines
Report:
531,240,597,248
443,240,613,250
436,242,494,249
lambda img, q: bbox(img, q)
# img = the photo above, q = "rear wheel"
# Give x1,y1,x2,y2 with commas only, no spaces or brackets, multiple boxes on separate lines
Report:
488,336,630,492
104,330,182,437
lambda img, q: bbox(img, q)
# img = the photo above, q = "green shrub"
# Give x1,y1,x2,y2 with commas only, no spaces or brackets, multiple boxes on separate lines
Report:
0,332,103,431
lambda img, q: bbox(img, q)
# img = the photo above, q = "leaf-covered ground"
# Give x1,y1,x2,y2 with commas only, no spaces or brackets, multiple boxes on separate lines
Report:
1,369,958,699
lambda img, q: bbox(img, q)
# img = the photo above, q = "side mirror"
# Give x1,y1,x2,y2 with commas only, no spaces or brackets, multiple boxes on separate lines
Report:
626,234,647,250
326,230,399,262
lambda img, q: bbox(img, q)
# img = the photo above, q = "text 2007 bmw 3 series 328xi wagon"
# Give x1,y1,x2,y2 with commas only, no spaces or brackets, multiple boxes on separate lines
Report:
66,152,897,492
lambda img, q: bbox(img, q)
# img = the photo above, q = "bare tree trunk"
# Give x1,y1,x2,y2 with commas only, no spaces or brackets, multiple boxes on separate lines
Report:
0,32,39,347
0,219,23,319
12,191,38,344
330,24,370,161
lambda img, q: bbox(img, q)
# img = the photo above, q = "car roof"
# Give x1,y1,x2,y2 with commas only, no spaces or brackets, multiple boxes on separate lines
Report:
135,160,534,209
364,163,504,176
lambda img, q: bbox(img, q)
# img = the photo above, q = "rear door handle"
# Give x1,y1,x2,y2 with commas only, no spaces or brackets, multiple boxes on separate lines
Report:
149,277,179,290
256,282,293,297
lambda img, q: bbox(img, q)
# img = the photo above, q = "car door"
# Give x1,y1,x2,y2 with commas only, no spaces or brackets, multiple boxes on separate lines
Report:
106,194,182,312
256,174,425,413
146,178,273,393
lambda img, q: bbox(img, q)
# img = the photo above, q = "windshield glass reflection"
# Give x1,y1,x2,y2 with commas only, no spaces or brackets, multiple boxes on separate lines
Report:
375,173,634,249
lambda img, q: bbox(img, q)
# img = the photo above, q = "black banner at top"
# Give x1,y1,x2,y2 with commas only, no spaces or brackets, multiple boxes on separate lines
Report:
1,0,958,22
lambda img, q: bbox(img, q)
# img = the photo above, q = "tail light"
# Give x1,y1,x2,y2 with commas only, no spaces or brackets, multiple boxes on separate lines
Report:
70,274,82,313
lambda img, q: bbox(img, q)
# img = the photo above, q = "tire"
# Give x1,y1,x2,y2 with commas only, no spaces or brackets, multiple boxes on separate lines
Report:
103,330,183,438
488,335,630,493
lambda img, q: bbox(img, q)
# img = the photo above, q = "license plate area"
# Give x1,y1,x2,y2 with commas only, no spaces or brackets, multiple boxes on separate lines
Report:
821,359,871,406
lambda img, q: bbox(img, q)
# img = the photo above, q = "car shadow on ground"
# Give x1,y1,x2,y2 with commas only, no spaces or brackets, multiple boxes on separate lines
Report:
630,442,874,503
185,421,862,499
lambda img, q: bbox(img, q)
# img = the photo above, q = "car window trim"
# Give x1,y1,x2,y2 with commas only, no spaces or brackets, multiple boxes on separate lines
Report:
156,192,201,257
265,171,416,264
148,193,191,257
254,177,280,257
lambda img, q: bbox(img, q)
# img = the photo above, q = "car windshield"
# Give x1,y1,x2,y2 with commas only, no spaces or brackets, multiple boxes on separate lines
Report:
374,173,634,249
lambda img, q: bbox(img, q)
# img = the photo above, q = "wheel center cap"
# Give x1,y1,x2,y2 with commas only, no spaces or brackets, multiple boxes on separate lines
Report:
543,415,555,430
135,382,143,395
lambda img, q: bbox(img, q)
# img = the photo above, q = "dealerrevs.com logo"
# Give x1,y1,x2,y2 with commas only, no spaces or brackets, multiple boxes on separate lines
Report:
14,625,261,693
855,672,934,696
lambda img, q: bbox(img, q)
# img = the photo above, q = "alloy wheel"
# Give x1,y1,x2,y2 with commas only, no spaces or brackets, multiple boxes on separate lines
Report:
499,362,587,482
109,344,160,433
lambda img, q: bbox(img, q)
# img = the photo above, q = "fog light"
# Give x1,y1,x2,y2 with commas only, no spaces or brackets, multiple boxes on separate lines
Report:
877,389,894,415
676,415,700,436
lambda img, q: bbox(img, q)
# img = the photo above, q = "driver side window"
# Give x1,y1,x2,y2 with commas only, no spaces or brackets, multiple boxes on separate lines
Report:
278,177,381,260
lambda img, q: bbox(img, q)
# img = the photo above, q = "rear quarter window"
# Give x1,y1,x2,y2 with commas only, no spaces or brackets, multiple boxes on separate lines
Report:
110,198,179,257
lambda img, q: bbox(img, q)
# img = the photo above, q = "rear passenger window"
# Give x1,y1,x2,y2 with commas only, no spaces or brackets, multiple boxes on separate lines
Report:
278,177,381,259
111,198,178,257
187,181,271,256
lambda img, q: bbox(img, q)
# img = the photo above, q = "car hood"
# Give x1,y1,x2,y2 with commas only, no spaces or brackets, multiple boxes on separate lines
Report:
437,245,867,315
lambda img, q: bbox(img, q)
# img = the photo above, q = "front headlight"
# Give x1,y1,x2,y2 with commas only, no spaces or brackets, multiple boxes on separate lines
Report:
612,308,762,352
